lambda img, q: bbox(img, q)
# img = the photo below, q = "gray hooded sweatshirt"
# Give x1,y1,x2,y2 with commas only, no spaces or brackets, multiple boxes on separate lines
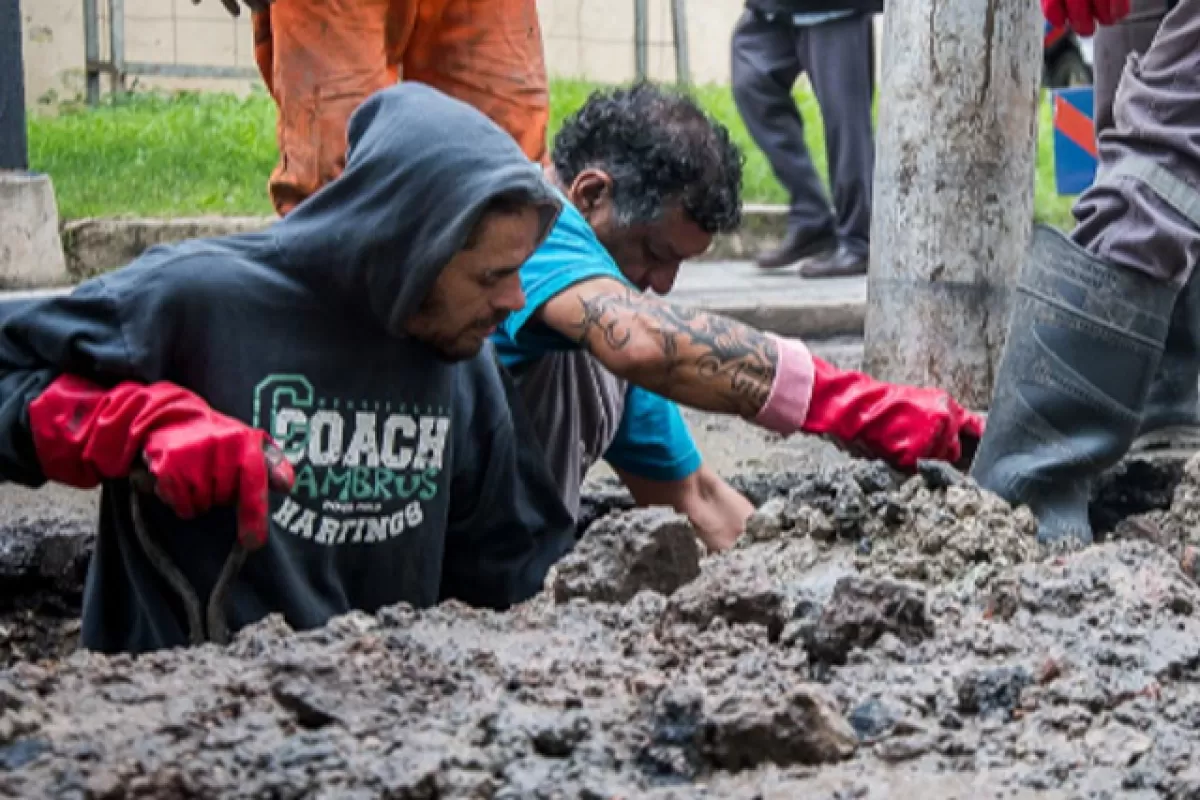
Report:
0,82,575,654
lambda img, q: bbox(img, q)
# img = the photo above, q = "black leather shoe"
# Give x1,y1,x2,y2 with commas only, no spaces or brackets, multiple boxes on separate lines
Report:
799,244,868,279
756,228,837,270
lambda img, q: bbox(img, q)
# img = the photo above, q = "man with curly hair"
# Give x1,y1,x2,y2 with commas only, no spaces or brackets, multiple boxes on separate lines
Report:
491,84,983,552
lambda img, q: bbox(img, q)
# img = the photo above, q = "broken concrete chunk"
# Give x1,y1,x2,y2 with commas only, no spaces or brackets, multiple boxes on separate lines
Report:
743,497,789,543
700,684,857,770
954,666,1031,720
663,565,789,641
803,576,933,665
848,696,901,741
552,509,701,604
576,480,638,536
0,521,94,596
1083,722,1153,768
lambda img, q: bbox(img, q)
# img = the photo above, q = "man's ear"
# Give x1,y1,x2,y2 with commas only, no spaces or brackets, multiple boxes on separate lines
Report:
568,169,614,219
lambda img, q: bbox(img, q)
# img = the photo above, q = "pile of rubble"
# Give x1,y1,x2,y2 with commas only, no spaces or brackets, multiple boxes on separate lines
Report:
3,457,1200,797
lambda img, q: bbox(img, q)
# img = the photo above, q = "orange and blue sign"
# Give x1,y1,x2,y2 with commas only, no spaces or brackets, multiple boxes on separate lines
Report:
1044,20,1069,50
1052,85,1097,196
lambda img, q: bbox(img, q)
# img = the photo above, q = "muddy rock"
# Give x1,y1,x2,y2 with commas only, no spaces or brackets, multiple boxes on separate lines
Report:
0,518,93,597
1084,721,1153,768
700,684,857,770
576,477,636,535
12,454,1200,796
551,509,701,604
663,558,790,641
1091,457,1183,536
725,469,810,507
856,479,1042,585
1110,453,1200,583
0,596,81,670
802,576,933,666
0,519,92,669
742,497,789,543
847,695,908,741
955,665,1031,719
735,462,1042,588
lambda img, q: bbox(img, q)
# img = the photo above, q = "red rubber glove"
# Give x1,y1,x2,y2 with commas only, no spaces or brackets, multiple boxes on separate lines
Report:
28,375,294,549
1042,0,1129,36
802,356,985,469
755,336,985,470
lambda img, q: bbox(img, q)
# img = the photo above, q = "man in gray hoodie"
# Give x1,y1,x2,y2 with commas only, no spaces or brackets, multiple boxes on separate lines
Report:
0,83,576,654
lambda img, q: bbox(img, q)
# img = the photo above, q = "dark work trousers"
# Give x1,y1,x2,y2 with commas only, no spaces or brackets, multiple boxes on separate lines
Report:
1093,0,1171,135
1071,0,1200,287
731,9,875,256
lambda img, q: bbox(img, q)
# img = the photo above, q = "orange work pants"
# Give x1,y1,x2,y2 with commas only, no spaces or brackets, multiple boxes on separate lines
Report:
252,0,550,216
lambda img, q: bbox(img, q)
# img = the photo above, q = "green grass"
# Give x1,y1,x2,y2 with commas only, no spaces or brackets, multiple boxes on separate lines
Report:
28,79,1076,227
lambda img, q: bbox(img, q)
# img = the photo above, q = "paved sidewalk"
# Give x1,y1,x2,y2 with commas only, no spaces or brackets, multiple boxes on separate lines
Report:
0,260,869,340
672,260,866,339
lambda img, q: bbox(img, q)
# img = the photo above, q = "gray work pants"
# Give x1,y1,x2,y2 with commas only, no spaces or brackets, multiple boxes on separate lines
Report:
730,9,876,255
1071,0,1200,285
1092,0,1172,134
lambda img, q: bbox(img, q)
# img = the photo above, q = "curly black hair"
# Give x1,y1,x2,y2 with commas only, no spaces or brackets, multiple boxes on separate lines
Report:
551,82,744,234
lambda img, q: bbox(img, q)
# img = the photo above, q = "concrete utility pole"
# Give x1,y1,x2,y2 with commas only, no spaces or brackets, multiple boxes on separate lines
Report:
0,0,68,289
862,0,1042,411
0,0,28,170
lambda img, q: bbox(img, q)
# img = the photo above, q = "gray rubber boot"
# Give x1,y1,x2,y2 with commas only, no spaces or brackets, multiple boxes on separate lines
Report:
970,225,1177,547
1131,269,1200,458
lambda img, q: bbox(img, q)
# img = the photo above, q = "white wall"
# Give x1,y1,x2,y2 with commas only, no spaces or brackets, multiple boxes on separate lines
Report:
22,0,882,107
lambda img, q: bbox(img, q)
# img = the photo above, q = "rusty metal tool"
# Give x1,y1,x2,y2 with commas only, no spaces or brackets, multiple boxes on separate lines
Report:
194,0,276,18
128,466,247,646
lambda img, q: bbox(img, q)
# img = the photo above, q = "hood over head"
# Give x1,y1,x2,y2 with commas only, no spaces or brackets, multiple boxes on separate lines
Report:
274,82,561,335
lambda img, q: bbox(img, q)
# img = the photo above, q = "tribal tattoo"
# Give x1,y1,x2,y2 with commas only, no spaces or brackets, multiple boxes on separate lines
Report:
569,285,778,417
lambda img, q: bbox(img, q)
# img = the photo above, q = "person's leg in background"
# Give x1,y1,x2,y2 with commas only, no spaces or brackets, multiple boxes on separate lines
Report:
1093,0,1200,455
730,8,838,270
792,12,875,278
252,0,404,217
401,0,550,165
970,0,1200,547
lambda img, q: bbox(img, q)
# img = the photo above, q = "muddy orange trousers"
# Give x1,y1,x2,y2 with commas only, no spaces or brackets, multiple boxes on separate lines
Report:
252,0,550,216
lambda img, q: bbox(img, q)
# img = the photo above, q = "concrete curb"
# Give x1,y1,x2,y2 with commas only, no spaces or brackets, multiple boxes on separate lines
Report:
56,205,791,281
23,206,860,341
698,296,865,341
0,285,866,343
707,204,789,261
1,172,68,290
61,215,275,282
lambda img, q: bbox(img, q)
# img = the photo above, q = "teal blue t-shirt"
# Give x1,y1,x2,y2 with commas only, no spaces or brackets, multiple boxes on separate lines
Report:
490,201,702,482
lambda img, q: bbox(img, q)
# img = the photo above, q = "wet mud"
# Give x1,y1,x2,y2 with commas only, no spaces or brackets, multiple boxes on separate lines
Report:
0,514,90,669
3,453,1200,798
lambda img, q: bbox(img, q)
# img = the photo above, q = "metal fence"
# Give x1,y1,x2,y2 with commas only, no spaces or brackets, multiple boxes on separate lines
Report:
82,0,691,106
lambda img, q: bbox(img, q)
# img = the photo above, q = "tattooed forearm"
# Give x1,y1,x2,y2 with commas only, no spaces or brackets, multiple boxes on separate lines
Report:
568,285,779,418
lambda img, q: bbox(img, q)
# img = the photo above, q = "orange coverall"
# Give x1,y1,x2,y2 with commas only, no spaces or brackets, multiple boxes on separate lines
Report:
252,0,550,216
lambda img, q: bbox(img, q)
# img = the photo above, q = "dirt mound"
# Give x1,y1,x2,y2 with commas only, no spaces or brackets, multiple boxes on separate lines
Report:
5,457,1200,797
728,460,1042,586
0,515,91,668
